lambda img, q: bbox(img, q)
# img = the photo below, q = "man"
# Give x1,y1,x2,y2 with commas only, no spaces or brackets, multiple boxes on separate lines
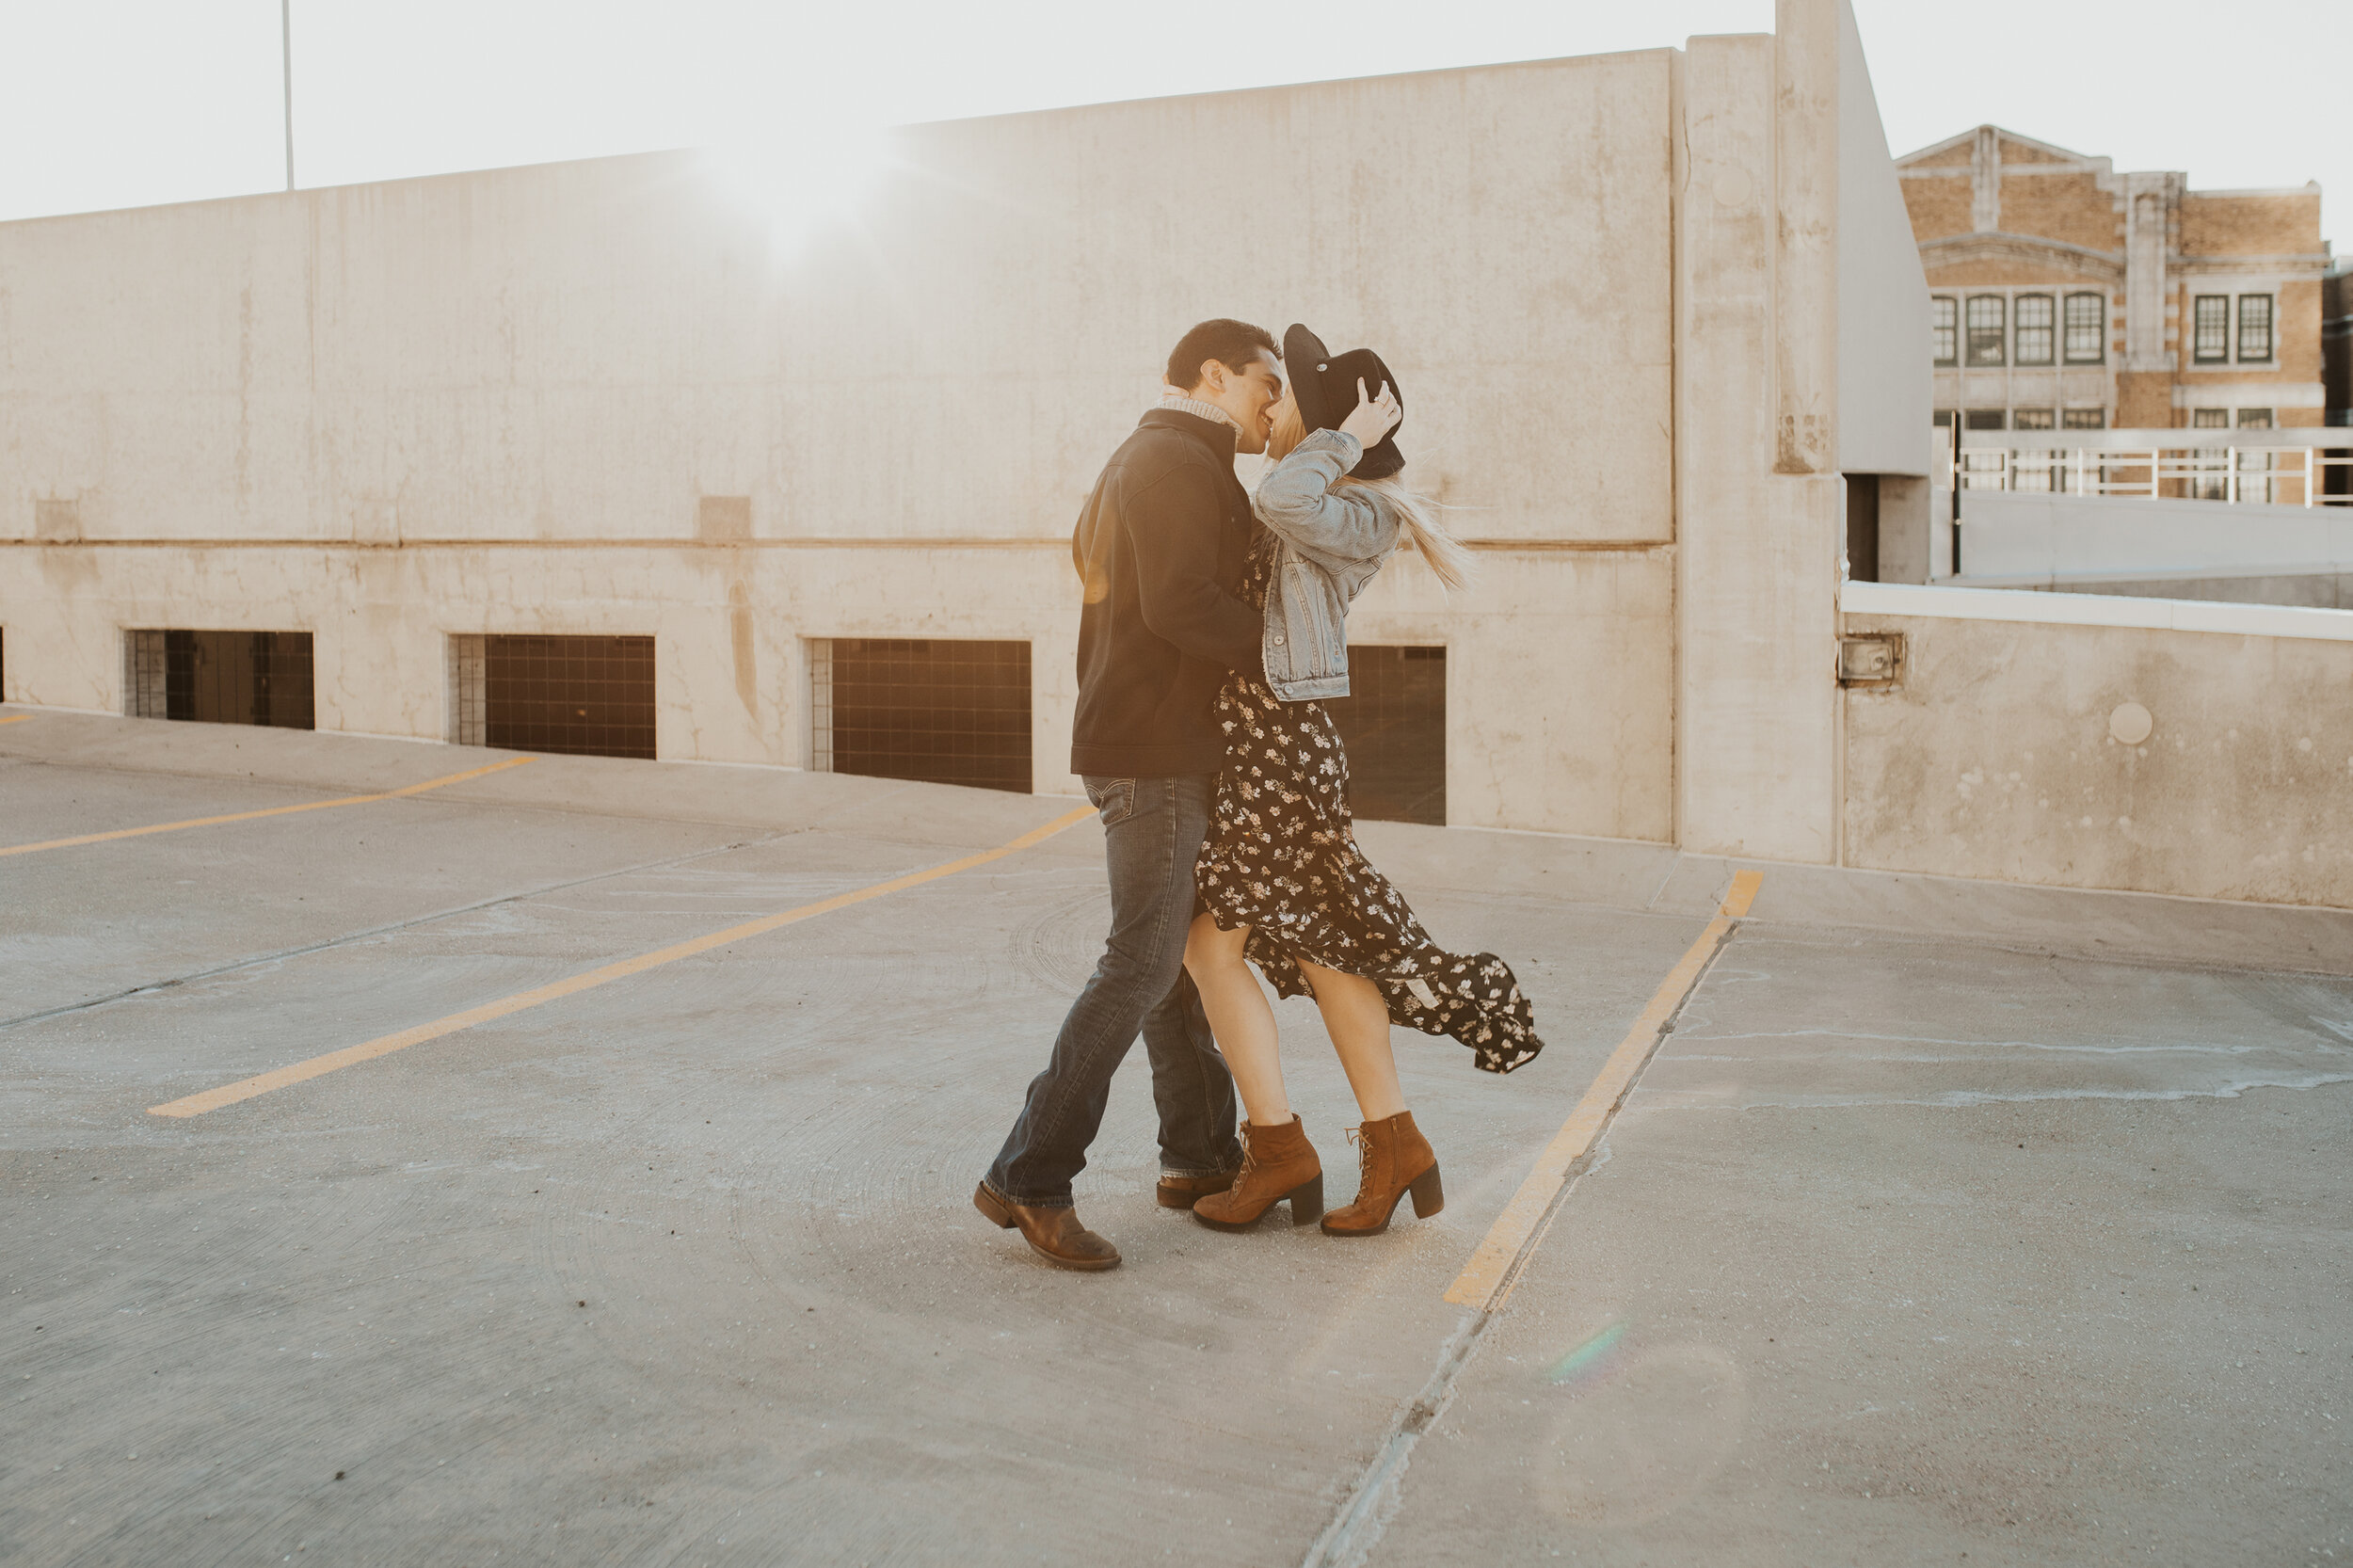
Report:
975,318,1286,1270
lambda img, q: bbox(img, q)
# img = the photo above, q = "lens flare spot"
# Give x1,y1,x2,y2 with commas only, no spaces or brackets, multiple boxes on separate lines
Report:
1547,1320,1625,1386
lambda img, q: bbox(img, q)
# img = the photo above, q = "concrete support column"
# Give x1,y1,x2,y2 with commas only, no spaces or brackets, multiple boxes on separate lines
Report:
1874,475,1932,584
1672,8,1842,862
1775,0,1839,478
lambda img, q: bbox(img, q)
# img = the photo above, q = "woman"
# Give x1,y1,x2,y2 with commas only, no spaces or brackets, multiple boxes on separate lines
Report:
1183,324,1544,1239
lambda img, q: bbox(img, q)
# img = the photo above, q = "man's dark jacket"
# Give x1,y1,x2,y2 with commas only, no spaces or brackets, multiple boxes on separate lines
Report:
1069,408,1263,777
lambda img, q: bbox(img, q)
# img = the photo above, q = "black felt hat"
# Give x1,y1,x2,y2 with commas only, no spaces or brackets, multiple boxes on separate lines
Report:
1284,323,1404,480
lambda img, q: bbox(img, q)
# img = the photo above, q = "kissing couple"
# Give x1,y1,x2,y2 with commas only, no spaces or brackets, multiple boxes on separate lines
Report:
976,318,1544,1271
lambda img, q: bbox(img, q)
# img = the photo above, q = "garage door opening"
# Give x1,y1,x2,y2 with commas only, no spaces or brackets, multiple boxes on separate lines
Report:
810,638,1031,793
446,633,656,760
123,630,314,729
1324,645,1446,825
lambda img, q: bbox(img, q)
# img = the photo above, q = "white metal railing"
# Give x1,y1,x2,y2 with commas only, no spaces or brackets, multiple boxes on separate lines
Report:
1943,427,2353,506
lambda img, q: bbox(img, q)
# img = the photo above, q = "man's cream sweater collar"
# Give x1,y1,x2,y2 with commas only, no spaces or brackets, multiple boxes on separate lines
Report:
1157,391,1242,436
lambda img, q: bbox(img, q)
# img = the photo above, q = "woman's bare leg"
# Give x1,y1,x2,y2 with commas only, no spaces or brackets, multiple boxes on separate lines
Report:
1183,914,1290,1128
1296,960,1408,1123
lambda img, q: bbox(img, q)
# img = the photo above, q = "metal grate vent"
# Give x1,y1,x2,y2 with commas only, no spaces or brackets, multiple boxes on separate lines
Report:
447,634,487,746
808,639,834,774
808,638,1031,793
123,630,168,718
482,634,656,760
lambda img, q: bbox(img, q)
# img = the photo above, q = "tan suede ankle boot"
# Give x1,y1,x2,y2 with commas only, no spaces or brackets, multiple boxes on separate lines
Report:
1321,1110,1442,1237
1192,1116,1322,1231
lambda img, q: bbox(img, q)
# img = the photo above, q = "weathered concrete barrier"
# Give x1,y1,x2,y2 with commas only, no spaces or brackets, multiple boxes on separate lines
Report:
1955,488,2353,585
1838,582,2353,908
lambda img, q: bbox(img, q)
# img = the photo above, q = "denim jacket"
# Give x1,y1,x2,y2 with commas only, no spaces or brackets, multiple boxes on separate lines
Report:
1254,429,1398,700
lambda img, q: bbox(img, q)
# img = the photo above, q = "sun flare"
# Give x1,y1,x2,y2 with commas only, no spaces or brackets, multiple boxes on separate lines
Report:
700,124,889,257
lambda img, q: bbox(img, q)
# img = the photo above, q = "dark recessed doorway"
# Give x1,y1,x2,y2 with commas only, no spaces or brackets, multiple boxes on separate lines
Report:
123,630,315,728
1325,645,1446,825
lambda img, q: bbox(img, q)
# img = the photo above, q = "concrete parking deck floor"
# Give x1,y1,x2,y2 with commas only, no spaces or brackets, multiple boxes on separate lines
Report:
4,707,2349,1568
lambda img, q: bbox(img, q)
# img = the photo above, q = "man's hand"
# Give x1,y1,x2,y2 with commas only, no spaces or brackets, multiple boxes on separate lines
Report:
1337,377,1401,449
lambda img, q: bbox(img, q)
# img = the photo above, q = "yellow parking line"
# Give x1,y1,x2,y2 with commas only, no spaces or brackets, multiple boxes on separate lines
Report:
0,757,535,858
0,713,32,726
148,803,1097,1117
1443,869,1763,1313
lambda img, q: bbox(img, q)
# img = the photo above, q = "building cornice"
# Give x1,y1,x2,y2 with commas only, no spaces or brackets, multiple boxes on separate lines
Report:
2189,184,2323,199
1901,162,2111,179
2170,252,2333,274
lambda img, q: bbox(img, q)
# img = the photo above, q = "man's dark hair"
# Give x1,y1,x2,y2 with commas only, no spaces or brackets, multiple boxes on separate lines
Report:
1164,318,1278,392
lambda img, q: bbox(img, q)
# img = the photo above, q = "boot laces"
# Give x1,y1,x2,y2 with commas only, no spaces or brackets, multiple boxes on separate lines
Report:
1233,1123,1264,1183
1346,1124,1373,1187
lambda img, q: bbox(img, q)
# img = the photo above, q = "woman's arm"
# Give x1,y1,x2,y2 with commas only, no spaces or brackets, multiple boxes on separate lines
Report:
1253,430,1397,565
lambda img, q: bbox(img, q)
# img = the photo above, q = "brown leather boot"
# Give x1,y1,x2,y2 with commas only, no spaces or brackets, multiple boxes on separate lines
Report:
973,1183,1121,1271
1156,1164,1241,1209
1321,1111,1443,1237
1192,1116,1322,1231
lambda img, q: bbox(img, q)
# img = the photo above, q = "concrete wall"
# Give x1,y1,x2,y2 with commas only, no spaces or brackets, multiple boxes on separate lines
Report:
1841,583,2353,907
10,19,2341,917
2019,572,2353,611
0,54,1686,834
0,63,1678,553
0,2,1920,859
1670,0,1874,864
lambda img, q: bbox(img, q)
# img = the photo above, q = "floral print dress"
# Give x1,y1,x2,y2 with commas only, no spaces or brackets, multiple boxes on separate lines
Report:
1193,535,1544,1074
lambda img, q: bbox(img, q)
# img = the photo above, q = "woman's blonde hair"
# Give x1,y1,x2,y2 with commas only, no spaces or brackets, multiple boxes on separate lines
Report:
1266,392,1474,592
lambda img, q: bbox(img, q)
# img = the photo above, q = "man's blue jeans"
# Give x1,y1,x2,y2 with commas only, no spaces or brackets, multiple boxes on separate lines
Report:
984,774,1242,1207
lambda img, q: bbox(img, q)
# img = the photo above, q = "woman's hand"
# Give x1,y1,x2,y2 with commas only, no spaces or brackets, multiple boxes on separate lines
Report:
1337,377,1401,449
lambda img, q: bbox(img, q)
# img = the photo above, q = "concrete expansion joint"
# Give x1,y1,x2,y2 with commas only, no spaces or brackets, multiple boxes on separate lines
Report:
1301,1311,1485,1568
1306,889,1755,1565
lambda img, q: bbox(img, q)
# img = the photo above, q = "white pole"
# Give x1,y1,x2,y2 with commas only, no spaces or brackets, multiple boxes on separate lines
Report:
281,0,295,192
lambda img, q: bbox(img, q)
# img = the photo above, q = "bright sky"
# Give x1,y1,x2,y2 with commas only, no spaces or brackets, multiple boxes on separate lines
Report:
0,1,2343,252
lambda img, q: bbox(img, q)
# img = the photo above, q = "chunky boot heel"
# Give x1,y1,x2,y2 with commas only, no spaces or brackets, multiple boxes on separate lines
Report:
1321,1112,1443,1237
1193,1116,1323,1232
1289,1173,1324,1225
973,1184,1017,1228
1407,1163,1444,1219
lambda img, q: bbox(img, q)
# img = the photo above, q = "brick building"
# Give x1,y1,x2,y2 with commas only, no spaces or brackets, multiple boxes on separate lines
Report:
1898,125,2329,434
